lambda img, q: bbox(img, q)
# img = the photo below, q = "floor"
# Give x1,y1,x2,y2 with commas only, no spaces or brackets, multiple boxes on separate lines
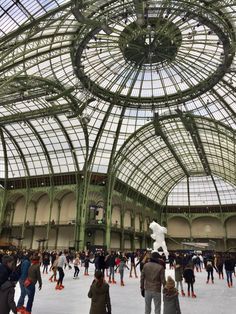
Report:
14,263,236,314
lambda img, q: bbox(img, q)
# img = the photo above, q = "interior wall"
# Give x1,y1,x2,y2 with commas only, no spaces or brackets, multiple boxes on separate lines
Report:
26,201,35,224
94,230,104,245
124,237,131,249
111,232,120,249
135,215,140,231
226,217,236,238
192,217,224,238
35,195,50,225
13,196,25,225
124,211,131,228
23,228,33,249
51,200,59,223
112,206,121,226
48,228,57,249
167,217,191,238
57,226,74,249
32,227,47,249
60,193,76,223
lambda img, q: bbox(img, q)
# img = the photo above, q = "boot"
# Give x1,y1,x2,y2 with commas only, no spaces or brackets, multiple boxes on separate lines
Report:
187,291,190,297
16,306,25,313
121,280,125,286
112,279,116,284
192,292,196,298
181,290,185,297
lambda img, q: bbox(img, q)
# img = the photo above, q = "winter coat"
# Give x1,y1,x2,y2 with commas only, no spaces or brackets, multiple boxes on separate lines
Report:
98,255,106,270
88,280,111,314
140,259,165,293
0,265,12,287
27,263,42,287
206,261,213,271
183,267,195,283
163,287,181,314
225,259,235,272
0,280,17,314
19,258,31,282
174,265,183,282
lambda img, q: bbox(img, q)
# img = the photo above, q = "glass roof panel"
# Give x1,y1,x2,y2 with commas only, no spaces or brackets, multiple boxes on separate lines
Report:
168,175,236,206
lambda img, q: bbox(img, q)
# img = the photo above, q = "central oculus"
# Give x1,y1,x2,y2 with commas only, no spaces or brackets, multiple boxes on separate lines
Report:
119,19,182,66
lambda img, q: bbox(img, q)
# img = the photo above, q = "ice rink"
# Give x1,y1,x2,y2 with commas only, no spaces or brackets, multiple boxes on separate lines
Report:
14,264,236,314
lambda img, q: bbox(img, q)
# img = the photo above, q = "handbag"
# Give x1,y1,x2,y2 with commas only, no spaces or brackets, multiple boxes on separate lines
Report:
24,277,32,288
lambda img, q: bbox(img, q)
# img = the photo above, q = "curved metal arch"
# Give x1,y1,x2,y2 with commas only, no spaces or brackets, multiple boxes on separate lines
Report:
113,114,236,205
0,1,73,45
124,150,183,192
114,114,236,165
54,117,80,172
26,121,55,178
1,126,30,179
0,128,8,187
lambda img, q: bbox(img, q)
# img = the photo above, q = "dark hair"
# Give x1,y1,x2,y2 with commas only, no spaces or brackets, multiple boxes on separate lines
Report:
151,252,160,260
2,255,14,265
94,270,104,286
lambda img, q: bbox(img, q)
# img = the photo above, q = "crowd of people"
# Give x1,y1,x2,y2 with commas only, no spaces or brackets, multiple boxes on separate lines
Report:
0,248,235,314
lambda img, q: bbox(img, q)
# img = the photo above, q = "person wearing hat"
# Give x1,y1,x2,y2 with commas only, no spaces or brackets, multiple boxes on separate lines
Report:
140,251,165,314
163,276,181,314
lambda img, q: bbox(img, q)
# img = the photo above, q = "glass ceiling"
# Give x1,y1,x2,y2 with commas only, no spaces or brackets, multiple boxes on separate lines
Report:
0,0,236,206
167,175,236,206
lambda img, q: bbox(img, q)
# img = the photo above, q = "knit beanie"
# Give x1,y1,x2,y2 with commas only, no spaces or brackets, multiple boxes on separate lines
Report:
165,276,175,289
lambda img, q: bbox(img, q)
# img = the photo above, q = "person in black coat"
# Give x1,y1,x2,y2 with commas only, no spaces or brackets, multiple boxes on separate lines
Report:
206,258,214,284
0,255,15,287
0,280,17,314
224,254,235,288
183,263,196,298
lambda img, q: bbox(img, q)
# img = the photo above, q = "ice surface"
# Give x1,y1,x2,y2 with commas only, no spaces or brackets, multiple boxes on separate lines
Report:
13,263,236,314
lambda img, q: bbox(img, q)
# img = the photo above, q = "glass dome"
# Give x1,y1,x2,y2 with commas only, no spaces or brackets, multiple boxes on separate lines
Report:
0,0,236,207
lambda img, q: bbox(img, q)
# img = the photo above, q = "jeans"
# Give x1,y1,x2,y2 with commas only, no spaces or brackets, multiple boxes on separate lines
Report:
119,269,124,281
25,284,36,312
226,271,233,284
74,266,80,277
207,270,214,281
17,280,27,307
187,282,194,292
145,290,161,314
109,267,115,280
57,267,65,285
176,280,183,291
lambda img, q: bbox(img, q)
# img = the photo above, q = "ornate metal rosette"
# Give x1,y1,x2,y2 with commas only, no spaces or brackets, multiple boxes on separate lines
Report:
73,0,235,109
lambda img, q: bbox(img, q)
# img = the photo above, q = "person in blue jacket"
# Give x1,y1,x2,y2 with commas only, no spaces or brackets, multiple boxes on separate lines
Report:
16,252,32,313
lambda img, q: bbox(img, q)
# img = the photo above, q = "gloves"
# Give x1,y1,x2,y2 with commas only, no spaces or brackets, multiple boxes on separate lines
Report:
141,289,145,297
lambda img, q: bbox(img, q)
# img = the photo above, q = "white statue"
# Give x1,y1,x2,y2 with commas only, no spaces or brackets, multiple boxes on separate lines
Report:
149,221,169,259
